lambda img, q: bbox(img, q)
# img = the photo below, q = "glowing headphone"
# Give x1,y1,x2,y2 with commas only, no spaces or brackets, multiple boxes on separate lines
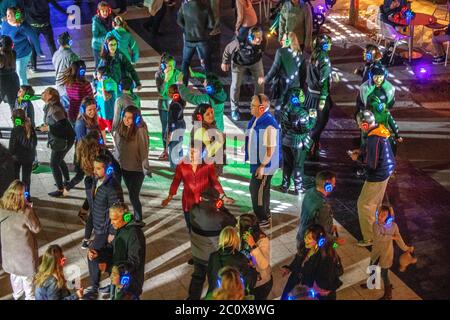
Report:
247,33,254,42
120,273,130,287
324,181,334,193
322,42,329,51
22,93,31,101
123,211,133,223
79,67,86,77
196,113,203,122
134,114,142,126
79,104,86,114
24,190,30,202
172,92,181,102
98,137,104,145
118,83,123,92
14,117,23,126
291,95,300,106
14,9,21,21
60,257,67,267
205,85,214,95
285,38,291,47
365,52,372,61
106,164,114,176
317,233,326,248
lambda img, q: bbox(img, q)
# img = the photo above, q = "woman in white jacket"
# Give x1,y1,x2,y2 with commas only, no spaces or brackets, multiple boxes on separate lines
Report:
0,180,41,300
237,214,273,300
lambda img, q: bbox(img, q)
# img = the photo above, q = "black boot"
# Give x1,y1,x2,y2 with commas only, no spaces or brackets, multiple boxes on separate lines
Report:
293,170,304,195
379,284,393,300
278,175,290,193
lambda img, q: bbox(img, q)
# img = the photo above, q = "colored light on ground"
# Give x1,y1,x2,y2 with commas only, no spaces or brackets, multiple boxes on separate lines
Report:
419,68,427,73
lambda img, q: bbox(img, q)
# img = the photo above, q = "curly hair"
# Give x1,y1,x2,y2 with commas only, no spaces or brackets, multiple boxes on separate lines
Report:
76,130,103,176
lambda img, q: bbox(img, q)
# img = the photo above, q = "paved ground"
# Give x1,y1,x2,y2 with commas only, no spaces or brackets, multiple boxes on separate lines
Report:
1,0,449,300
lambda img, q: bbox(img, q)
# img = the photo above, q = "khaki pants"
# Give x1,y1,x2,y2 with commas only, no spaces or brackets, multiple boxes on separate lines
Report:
357,178,390,242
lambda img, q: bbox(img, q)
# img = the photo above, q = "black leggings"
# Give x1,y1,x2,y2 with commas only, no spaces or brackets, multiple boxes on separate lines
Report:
50,145,73,190
14,161,33,192
30,24,57,69
122,169,145,221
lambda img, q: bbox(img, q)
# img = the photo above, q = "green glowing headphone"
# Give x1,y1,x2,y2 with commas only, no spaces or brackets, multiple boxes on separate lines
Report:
123,211,132,223
14,117,23,126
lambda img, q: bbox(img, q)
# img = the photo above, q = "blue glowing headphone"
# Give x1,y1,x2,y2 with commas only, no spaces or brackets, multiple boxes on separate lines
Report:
377,102,385,113
365,52,372,61
79,104,86,114
98,137,104,145
206,84,214,95
79,67,86,77
106,164,114,176
120,270,130,287
24,190,30,202
247,33,254,42
324,181,333,193
68,39,73,47
134,114,142,126
322,42,329,51
291,95,300,106
317,233,326,248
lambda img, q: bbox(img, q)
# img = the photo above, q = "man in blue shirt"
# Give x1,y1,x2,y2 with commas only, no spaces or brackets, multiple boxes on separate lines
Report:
245,94,282,228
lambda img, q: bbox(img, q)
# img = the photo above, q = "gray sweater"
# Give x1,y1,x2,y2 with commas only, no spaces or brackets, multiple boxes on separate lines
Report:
52,46,80,94
114,127,151,174
0,207,41,277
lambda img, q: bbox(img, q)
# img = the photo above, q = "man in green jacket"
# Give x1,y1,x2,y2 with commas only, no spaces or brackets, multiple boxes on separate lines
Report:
278,0,313,51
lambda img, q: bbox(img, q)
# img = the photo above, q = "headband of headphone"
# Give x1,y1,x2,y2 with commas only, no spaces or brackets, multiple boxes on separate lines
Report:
216,274,245,290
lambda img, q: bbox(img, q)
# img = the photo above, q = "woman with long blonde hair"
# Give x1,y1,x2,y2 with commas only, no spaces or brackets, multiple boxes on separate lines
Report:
211,266,246,300
34,245,84,300
206,226,258,298
0,180,41,300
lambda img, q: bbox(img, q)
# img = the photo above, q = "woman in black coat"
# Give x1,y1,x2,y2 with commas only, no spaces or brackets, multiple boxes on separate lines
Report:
207,226,258,298
0,35,20,114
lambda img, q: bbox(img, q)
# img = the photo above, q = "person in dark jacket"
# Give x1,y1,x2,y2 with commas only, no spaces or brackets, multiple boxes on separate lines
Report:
34,245,84,300
21,0,72,72
206,226,258,298
258,32,306,122
0,35,20,113
39,87,75,198
166,84,186,169
0,144,15,266
177,0,214,85
278,89,316,194
186,197,237,300
222,26,266,121
305,34,333,160
90,202,146,299
296,170,337,248
349,111,396,247
98,36,141,91
76,131,121,247
1,7,44,85
84,153,124,299
9,108,37,192
281,224,343,300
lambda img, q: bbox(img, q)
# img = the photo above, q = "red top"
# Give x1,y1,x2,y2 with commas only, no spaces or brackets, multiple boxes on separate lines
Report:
169,160,224,213
66,81,94,122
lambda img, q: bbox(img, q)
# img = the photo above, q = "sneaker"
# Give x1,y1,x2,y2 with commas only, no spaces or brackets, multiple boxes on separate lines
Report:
432,57,445,65
357,240,373,247
276,185,288,193
81,239,90,249
48,190,66,198
259,219,270,228
231,110,240,121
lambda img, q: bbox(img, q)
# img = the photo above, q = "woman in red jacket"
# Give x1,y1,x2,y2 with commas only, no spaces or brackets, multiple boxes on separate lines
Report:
161,143,234,232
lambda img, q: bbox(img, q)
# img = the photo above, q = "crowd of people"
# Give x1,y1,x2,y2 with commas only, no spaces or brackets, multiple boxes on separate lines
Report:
0,0,420,301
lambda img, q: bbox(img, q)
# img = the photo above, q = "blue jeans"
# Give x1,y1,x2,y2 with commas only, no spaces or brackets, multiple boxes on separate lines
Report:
93,49,101,68
181,40,210,86
168,133,184,169
16,52,32,85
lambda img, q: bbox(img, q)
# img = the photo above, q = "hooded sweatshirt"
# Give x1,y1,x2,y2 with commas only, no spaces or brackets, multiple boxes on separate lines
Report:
365,124,395,182
106,27,139,64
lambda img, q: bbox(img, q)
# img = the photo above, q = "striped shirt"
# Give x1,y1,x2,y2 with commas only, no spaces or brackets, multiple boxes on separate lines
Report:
65,81,94,122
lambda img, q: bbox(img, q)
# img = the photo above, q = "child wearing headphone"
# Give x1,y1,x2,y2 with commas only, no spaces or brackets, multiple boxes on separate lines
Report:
364,205,414,300
14,85,35,128
94,66,117,132
9,108,37,193
167,84,186,169
110,263,139,300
